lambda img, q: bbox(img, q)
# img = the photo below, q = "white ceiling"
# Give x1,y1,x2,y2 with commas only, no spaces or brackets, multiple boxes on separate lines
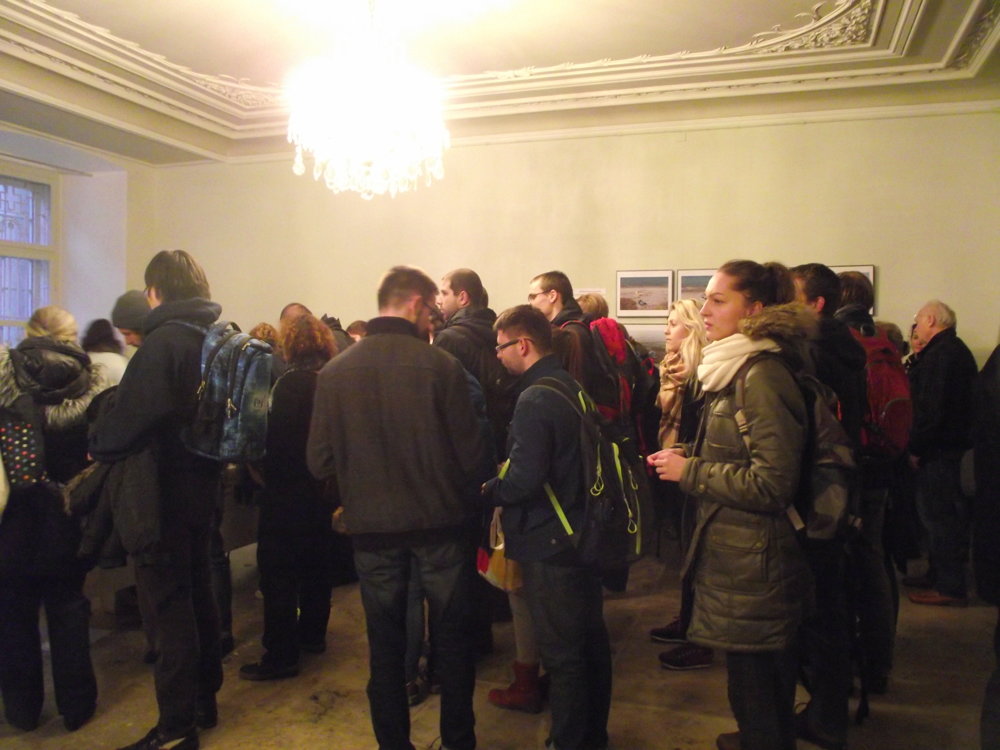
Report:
0,0,997,166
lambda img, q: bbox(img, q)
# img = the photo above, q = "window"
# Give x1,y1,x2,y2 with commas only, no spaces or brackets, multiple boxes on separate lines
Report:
1,175,52,347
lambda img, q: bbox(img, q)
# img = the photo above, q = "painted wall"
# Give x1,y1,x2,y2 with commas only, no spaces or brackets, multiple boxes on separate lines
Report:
61,170,128,331
143,111,999,362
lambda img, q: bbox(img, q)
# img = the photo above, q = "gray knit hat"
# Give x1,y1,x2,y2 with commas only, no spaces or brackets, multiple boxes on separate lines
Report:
111,289,150,331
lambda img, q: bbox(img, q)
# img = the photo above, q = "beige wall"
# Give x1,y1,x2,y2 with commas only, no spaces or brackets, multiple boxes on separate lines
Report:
141,110,999,362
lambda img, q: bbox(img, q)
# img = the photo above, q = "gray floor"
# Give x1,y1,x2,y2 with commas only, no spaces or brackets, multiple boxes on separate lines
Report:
1,544,993,750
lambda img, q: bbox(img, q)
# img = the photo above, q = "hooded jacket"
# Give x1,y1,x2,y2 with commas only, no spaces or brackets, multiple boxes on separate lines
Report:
0,338,109,575
89,297,221,472
679,304,814,652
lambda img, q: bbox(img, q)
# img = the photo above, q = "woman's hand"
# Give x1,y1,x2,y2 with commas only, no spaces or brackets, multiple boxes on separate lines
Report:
647,448,688,483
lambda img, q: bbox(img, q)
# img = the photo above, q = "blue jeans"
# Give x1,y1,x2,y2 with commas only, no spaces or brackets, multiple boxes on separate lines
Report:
915,455,970,597
354,539,476,750
521,558,611,750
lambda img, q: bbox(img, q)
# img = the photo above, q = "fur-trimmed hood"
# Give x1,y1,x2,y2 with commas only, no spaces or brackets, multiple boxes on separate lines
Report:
0,343,110,431
739,303,817,371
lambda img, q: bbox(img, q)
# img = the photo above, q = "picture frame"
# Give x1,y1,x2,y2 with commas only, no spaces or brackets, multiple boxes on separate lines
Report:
831,265,876,314
616,270,673,318
675,269,716,303
625,323,667,362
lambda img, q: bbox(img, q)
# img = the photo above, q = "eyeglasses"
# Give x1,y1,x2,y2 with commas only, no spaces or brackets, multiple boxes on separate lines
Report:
527,290,550,302
495,338,532,353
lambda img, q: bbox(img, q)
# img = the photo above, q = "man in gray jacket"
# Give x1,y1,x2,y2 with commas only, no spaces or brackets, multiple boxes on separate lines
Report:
307,265,492,750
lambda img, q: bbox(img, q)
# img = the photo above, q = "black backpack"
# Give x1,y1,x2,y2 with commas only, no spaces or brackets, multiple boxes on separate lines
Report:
529,376,655,573
733,353,859,542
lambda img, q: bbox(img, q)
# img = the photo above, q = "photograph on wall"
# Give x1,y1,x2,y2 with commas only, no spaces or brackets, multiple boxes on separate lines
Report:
616,270,673,317
626,323,667,362
831,264,876,314
676,269,716,302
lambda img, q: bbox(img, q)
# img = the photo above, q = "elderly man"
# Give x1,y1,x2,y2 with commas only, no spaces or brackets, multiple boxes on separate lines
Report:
907,300,978,606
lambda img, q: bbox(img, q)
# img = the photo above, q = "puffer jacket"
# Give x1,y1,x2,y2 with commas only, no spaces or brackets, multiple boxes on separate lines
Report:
679,305,814,652
0,339,109,575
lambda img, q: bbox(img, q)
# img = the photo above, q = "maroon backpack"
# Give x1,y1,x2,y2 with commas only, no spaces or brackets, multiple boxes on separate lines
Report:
850,329,913,459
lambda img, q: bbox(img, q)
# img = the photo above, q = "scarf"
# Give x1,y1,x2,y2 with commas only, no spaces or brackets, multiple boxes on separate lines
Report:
657,351,689,449
697,334,780,392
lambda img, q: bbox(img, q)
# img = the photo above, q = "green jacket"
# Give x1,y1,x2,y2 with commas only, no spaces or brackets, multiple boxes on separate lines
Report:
679,305,814,652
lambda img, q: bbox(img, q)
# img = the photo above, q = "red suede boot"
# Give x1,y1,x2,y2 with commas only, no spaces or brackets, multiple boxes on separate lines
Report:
487,661,543,713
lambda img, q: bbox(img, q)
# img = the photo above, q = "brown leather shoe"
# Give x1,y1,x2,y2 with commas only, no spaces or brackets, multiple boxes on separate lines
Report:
907,590,968,607
715,731,740,750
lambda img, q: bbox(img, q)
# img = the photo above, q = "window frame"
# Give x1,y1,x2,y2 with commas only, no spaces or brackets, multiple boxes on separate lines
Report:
0,160,61,341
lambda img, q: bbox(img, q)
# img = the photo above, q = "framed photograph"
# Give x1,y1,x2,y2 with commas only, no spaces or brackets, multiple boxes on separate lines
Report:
625,323,667,362
831,265,876,314
676,269,716,303
616,270,673,318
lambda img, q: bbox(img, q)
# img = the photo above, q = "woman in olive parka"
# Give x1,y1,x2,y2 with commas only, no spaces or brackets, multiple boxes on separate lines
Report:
649,260,814,750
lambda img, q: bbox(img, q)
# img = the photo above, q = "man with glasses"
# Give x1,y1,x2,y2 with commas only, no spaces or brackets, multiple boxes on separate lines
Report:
527,271,618,413
307,265,492,750
485,305,613,750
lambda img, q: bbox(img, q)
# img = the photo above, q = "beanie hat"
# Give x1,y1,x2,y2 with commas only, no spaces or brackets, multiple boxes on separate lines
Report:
111,290,150,331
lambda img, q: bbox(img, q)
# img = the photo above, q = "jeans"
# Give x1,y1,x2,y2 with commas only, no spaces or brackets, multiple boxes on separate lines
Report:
798,542,850,745
855,486,896,679
354,539,476,750
522,558,611,750
0,571,97,727
915,455,970,597
136,469,223,735
257,529,333,666
727,648,798,750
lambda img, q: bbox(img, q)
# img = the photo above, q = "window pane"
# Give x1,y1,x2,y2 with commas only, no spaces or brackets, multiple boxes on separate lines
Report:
0,176,51,246
0,325,25,348
0,256,50,322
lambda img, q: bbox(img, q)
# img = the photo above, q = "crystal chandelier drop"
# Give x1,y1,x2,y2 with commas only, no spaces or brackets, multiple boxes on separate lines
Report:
285,25,450,199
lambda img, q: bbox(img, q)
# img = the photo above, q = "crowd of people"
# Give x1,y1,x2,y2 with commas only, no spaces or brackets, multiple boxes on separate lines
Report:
0,249,997,750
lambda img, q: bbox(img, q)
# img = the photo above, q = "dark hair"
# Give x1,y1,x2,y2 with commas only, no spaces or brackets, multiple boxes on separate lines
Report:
377,266,437,310
144,250,210,302
346,319,368,338
838,271,875,310
443,268,487,309
531,270,574,304
279,313,337,367
280,302,312,320
494,304,552,354
790,263,841,315
719,260,794,307
81,318,124,355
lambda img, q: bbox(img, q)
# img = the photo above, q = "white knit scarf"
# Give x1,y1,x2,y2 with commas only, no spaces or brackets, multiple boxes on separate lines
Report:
697,334,780,392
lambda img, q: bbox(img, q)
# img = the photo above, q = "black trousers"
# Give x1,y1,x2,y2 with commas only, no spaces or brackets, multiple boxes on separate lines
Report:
522,558,612,750
136,469,223,736
257,528,333,665
0,571,97,728
727,648,799,750
354,539,476,750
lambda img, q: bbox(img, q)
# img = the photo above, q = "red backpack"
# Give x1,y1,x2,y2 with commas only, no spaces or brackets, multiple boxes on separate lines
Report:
850,329,913,459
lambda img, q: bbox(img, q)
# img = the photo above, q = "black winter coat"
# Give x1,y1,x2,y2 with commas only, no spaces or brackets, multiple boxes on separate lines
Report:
0,338,108,576
907,327,978,460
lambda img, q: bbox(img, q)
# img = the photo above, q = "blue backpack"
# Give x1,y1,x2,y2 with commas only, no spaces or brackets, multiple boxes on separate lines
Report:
179,321,272,462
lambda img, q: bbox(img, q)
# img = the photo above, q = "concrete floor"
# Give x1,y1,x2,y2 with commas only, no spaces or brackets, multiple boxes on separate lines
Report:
0,544,993,750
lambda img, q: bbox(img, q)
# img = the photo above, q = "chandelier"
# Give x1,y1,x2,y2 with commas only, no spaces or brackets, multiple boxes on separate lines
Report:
285,16,450,199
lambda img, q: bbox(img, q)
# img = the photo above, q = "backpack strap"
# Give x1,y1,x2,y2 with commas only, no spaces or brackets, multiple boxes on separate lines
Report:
731,352,807,534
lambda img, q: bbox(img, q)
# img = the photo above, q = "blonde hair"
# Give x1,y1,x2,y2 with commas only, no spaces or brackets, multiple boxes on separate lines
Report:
670,299,708,381
25,305,77,343
576,292,609,319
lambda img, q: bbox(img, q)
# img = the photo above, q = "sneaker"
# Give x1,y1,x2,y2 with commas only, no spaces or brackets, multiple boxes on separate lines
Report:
239,660,299,681
658,643,713,670
649,617,686,644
